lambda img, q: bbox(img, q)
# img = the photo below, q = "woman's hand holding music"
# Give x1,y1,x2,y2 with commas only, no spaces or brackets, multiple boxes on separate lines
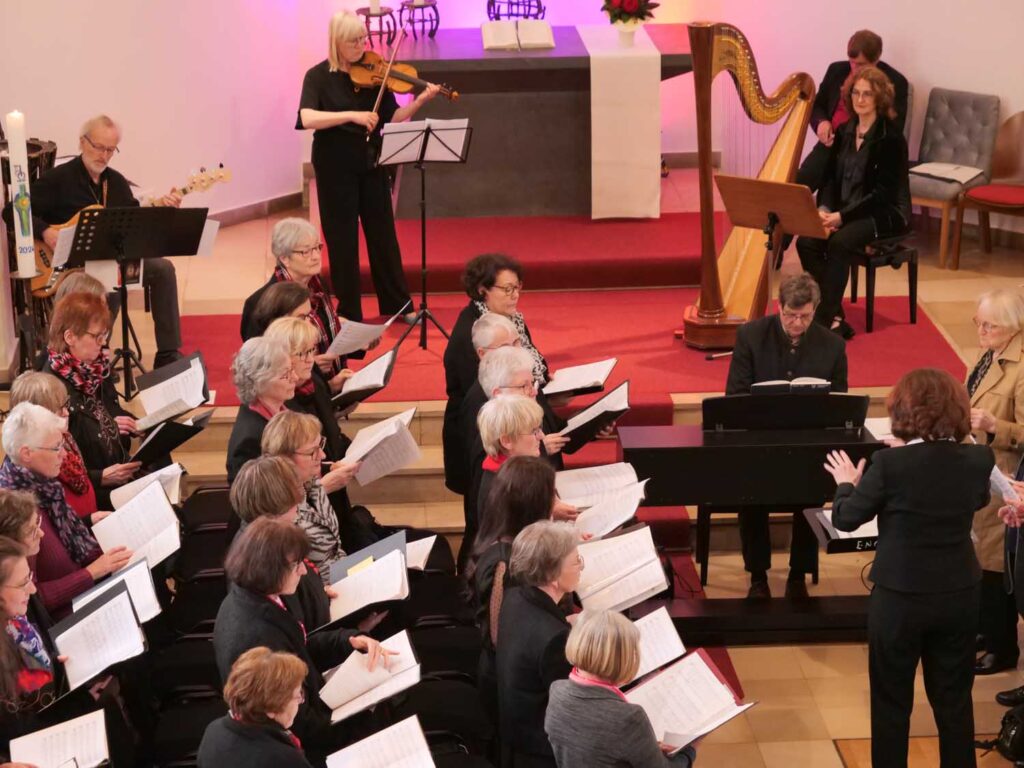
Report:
999,501,1024,528
315,353,340,376
114,415,139,436
322,460,361,492
100,462,142,486
328,368,355,393
542,432,569,456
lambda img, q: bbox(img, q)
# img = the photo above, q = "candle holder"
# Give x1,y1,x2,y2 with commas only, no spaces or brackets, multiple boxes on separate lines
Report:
399,0,439,39
486,0,545,20
357,6,398,48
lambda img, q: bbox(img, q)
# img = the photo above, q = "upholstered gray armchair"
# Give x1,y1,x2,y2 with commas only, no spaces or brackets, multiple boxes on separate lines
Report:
911,87,1000,268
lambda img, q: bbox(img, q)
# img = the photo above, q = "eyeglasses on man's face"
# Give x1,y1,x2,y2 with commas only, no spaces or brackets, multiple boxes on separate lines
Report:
82,134,119,156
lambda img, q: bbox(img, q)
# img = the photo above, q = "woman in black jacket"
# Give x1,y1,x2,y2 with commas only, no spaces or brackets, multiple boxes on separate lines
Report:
825,368,994,768
198,647,314,768
41,292,142,508
213,517,387,765
796,65,911,338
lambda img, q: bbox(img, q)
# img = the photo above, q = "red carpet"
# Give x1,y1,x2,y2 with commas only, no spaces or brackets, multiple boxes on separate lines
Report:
184,287,964,419
338,212,731,294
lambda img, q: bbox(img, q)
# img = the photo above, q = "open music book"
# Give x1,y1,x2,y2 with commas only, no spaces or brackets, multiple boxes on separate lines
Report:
631,606,686,685
134,352,208,431
91,481,180,569
333,349,398,410
750,377,830,394
72,558,161,624
542,358,617,397
910,162,984,185
819,508,879,540
129,409,213,465
51,582,146,692
327,716,434,768
626,649,754,751
863,416,893,442
344,408,421,486
327,302,410,357
481,19,554,50
320,630,421,724
327,549,410,624
556,462,638,508
109,463,184,508
10,709,109,768
573,480,647,540
576,525,667,612
558,380,629,453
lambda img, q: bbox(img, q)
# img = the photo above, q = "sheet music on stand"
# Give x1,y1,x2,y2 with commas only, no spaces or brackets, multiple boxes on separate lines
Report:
378,118,472,166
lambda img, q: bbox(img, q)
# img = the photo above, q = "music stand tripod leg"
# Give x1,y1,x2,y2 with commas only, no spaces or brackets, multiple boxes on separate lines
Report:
109,254,147,400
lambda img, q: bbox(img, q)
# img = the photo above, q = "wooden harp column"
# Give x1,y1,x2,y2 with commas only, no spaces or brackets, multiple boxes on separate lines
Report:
681,22,816,349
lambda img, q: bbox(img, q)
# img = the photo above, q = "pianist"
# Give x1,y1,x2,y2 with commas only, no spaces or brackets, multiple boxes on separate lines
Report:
725,273,848,599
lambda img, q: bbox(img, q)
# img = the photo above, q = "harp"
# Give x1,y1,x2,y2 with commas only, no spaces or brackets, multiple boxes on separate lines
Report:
682,23,816,349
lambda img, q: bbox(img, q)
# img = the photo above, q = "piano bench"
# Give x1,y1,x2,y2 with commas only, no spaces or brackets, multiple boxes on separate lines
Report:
848,237,919,333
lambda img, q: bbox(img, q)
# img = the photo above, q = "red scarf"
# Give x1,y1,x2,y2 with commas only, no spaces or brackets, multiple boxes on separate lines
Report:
250,399,286,422
58,433,90,496
272,265,342,376
482,454,510,473
46,348,111,398
295,379,315,397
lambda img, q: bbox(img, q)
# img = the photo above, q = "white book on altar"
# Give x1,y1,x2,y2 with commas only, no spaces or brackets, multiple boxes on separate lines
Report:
327,303,409,357
573,480,647,540
344,408,421,486
327,716,435,768
542,358,617,397
630,607,686,684
626,650,755,751
516,19,555,49
72,558,161,624
10,709,109,768
109,463,184,508
481,20,519,50
327,549,409,623
576,526,667,612
321,631,421,723
556,462,638,508
91,481,180,569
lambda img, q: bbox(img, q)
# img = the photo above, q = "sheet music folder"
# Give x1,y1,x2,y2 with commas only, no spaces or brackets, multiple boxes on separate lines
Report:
702,392,869,432
135,350,210,404
331,347,398,411
129,410,213,465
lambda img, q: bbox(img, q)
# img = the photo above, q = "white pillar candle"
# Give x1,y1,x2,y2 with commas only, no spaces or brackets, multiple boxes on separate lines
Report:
369,0,381,13
4,110,38,278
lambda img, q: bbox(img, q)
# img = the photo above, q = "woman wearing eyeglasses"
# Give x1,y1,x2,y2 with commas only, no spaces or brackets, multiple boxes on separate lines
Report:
297,11,439,325
198,647,314,768
41,293,142,508
964,290,1024,678
0,406,131,619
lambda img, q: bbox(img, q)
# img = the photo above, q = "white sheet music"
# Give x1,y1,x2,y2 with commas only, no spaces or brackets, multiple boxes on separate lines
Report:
330,665,422,724
52,225,76,269
626,652,754,749
138,357,206,417
10,709,109,768
405,535,436,571
55,590,146,691
379,122,429,165
345,408,421,486
576,526,656,599
574,480,647,540
542,358,617,396
559,381,629,436
328,549,409,623
423,118,470,162
581,557,668,613
864,417,893,442
109,463,184,508
72,558,161,624
556,462,638,507
821,508,878,539
91,481,181,569
327,716,435,767
327,304,409,357
631,607,686,684
320,631,418,715
341,350,395,395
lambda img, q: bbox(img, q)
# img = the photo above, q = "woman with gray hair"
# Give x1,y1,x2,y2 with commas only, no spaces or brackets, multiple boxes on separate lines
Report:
240,217,355,383
226,337,298,483
496,520,582,768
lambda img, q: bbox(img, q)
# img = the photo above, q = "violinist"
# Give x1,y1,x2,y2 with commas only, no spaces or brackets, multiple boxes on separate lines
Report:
297,10,440,323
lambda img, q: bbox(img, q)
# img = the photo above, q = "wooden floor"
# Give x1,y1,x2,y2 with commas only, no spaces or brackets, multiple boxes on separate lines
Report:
122,171,1024,767
836,736,1006,767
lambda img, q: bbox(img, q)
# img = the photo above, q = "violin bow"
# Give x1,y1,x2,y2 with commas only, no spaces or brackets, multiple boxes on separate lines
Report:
368,24,408,141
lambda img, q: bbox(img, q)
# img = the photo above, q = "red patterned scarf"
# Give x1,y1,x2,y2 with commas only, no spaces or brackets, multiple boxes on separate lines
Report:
46,348,111,398
272,265,342,375
58,433,91,496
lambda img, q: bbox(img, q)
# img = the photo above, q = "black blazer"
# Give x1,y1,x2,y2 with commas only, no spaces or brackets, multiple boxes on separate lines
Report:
725,314,848,395
226,405,270,484
811,60,909,136
41,362,133,507
832,441,994,593
198,716,313,768
240,277,276,341
495,585,572,762
819,116,911,236
443,303,485,493
213,583,358,752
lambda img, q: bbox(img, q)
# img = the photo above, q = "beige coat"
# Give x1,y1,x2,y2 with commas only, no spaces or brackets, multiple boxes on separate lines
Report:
970,332,1024,572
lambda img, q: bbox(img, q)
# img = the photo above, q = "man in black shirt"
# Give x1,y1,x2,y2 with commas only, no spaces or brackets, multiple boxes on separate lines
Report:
28,115,184,368
725,273,848,598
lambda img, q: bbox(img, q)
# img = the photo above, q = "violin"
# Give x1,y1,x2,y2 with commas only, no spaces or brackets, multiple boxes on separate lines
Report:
350,49,459,102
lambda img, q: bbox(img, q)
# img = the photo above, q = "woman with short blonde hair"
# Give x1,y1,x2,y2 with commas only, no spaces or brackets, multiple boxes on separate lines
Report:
477,394,544,460
547,610,697,766
229,456,304,525
198,646,313,766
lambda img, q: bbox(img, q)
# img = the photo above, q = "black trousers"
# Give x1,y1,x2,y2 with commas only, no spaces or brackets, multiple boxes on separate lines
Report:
796,217,878,327
868,584,978,768
979,568,1019,658
106,256,181,356
313,155,412,322
738,506,818,577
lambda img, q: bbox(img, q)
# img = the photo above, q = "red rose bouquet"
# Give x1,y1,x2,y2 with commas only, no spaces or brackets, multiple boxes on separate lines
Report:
601,0,659,23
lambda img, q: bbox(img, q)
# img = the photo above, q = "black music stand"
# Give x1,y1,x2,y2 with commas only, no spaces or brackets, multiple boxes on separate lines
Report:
378,120,472,350
702,392,870,432
69,206,206,399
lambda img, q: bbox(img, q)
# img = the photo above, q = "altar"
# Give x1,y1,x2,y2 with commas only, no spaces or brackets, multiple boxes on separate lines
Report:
391,24,692,219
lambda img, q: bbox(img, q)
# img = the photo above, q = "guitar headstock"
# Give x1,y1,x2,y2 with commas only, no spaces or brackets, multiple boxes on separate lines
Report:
178,164,232,196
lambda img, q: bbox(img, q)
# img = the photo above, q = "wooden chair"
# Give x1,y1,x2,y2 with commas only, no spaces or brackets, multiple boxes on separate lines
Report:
848,235,919,332
951,111,1024,269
